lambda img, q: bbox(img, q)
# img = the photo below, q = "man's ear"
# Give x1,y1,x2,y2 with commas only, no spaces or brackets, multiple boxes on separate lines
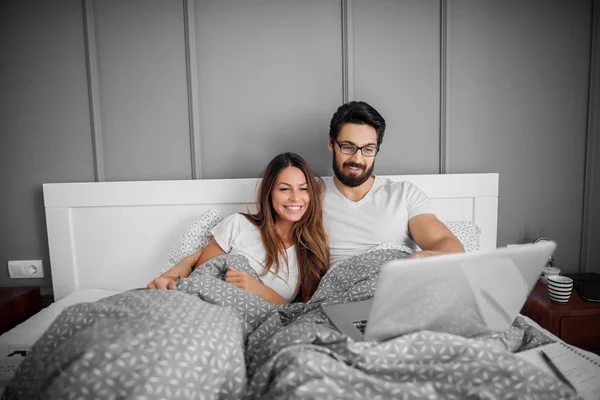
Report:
327,137,334,153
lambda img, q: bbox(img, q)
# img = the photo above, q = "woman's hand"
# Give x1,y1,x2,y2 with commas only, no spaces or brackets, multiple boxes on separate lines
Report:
146,250,203,290
146,240,227,290
224,267,289,304
147,275,178,290
224,267,265,297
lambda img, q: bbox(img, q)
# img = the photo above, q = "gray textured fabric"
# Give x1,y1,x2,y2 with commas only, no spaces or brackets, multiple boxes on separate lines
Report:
244,248,576,399
4,249,576,400
4,254,260,400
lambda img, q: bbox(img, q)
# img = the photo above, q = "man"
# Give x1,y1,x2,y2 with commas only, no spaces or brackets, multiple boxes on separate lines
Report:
323,101,464,266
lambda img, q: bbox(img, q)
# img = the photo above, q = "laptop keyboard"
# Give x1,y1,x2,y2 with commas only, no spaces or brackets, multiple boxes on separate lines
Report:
353,319,368,334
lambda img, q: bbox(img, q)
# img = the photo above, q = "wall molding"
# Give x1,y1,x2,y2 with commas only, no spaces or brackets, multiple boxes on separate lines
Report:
82,0,105,182
183,0,202,179
439,0,448,174
580,0,599,273
341,0,354,103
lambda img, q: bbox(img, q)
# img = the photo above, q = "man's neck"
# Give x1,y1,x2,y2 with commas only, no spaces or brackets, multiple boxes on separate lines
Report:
332,175,376,202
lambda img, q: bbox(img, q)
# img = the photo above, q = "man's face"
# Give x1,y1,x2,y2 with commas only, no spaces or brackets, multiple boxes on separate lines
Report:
328,123,378,188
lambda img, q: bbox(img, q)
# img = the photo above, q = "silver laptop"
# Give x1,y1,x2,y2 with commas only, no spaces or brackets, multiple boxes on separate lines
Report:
322,241,556,342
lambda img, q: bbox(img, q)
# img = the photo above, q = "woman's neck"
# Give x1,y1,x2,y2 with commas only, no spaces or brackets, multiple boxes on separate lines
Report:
275,220,294,248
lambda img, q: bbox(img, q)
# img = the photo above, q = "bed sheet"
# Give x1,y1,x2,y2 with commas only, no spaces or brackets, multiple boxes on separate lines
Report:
0,289,122,397
0,288,121,351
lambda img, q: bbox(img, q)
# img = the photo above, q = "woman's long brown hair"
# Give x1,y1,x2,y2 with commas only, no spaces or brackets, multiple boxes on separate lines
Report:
244,152,329,302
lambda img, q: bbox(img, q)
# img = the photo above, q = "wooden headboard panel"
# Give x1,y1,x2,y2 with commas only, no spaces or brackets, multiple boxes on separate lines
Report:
43,173,498,300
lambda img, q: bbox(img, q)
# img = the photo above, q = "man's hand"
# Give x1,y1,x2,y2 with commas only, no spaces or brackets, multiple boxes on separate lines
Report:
407,250,438,259
147,275,178,290
224,267,265,297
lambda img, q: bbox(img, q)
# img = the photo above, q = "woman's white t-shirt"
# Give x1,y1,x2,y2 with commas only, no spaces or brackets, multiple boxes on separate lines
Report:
211,213,299,302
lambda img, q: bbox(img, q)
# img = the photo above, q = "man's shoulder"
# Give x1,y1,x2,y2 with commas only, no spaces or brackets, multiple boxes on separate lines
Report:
322,176,334,187
374,176,419,192
372,177,429,203
322,176,338,197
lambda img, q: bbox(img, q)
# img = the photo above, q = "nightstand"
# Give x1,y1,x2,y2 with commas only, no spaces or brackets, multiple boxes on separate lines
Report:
521,277,600,353
0,286,41,335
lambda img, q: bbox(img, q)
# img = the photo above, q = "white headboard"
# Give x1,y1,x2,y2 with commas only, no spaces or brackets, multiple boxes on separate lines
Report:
43,173,498,300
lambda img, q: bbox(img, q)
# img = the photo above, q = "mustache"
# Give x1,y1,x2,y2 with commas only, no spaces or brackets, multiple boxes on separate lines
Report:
343,162,367,170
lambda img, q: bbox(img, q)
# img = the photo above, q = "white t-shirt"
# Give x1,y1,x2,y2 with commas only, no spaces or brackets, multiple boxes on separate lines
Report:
211,213,299,302
323,176,434,266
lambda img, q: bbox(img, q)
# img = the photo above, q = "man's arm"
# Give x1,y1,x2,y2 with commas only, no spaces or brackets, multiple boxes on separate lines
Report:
407,213,464,258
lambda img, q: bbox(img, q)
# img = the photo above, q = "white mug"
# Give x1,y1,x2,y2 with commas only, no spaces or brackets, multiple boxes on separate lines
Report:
547,275,573,303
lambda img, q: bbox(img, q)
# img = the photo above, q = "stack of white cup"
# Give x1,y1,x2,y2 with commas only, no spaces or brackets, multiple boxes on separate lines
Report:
547,275,574,303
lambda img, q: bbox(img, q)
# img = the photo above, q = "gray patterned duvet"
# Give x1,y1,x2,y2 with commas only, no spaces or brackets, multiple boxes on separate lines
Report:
3,249,579,399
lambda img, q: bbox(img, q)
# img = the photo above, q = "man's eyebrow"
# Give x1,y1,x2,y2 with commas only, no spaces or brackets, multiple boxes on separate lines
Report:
339,139,378,147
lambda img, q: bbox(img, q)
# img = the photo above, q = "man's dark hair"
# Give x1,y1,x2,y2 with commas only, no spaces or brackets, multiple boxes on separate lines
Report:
328,101,386,146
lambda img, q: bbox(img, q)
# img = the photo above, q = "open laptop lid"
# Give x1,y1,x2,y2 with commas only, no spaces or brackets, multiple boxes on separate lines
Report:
364,241,556,341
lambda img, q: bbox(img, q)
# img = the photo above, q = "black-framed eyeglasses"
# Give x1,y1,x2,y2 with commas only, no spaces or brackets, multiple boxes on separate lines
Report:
333,138,379,157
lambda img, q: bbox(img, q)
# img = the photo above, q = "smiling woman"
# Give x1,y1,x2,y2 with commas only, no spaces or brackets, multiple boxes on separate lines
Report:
270,166,310,228
147,152,330,303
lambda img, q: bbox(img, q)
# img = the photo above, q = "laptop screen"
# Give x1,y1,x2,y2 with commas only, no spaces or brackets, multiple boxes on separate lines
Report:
364,242,556,341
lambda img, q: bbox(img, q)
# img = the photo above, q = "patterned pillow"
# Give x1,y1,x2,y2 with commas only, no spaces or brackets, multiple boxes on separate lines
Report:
445,220,481,252
159,208,224,274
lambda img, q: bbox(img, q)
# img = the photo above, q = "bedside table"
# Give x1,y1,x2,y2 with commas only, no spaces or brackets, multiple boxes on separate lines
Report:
521,278,600,353
0,286,42,335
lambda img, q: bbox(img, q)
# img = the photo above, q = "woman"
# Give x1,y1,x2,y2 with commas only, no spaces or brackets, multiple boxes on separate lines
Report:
147,152,329,303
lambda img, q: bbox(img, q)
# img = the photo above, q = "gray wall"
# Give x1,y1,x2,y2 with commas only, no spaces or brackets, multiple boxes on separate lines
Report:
353,0,441,174
93,0,192,181
0,0,96,295
446,0,592,271
583,0,600,273
194,0,343,178
0,0,597,295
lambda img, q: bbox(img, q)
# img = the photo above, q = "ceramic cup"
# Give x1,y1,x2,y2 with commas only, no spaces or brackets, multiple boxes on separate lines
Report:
540,266,561,284
547,275,573,303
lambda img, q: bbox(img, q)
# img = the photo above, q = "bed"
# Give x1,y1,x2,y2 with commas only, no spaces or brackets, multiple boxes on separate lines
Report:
1,173,598,399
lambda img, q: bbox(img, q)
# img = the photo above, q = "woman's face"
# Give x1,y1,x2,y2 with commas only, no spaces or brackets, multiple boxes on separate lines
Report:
271,166,310,224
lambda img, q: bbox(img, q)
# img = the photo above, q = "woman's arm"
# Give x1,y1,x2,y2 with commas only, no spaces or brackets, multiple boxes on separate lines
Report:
224,267,289,304
256,286,289,304
147,238,226,289
191,238,226,270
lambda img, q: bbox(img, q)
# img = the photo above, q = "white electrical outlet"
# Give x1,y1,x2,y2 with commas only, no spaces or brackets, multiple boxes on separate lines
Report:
8,260,44,279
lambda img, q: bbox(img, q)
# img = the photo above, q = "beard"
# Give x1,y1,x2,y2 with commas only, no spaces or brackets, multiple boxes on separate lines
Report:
332,155,375,188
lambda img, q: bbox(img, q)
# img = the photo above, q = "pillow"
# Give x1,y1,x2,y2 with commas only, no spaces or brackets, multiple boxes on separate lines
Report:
444,220,481,252
159,208,224,274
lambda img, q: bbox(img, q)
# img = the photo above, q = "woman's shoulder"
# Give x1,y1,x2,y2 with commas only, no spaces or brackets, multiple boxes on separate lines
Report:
220,212,258,230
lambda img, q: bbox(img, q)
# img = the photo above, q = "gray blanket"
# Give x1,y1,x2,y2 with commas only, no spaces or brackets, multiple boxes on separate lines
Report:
3,248,578,400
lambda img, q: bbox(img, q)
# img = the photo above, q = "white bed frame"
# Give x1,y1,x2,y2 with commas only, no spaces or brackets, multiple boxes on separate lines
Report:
43,173,499,300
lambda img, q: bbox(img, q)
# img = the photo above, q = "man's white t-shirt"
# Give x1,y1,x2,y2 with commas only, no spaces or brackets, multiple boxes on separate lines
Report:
323,176,434,266
211,213,299,302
